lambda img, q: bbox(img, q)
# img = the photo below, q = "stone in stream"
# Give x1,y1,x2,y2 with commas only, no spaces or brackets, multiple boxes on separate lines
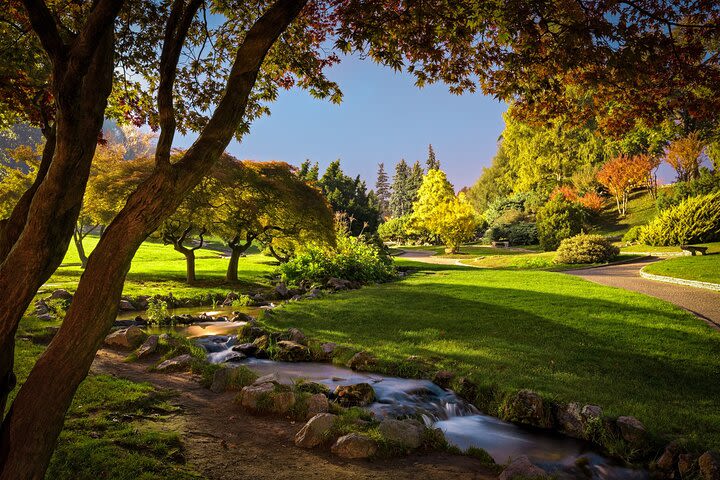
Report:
432,370,454,389
305,393,329,419
347,351,377,371
331,433,377,459
499,455,547,480
333,383,375,407
135,335,159,359
286,328,307,345
500,390,552,429
118,299,135,311
222,292,238,306
275,282,290,299
237,382,295,414
230,313,254,323
553,402,585,438
616,416,647,447
275,340,311,362
104,326,147,349
252,335,270,351
296,381,330,396
295,413,336,448
155,354,193,373
253,373,280,386
378,419,424,449
699,451,720,480
232,343,259,356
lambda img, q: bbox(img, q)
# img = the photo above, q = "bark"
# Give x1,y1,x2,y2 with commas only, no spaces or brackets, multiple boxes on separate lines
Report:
225,235,254,282
0,2,305,477
73,227,89,269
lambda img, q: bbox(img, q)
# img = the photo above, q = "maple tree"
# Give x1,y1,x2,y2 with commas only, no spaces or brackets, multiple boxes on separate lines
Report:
596,154,657,216
0,0,719,476
665,132,706,182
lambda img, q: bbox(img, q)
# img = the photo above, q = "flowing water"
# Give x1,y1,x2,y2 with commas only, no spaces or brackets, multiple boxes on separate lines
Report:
192,332,647,479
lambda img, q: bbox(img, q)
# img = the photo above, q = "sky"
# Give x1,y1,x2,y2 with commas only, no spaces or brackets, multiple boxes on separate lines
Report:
175,54,507,191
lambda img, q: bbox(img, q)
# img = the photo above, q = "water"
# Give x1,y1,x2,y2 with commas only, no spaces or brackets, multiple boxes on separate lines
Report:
192,332,646,479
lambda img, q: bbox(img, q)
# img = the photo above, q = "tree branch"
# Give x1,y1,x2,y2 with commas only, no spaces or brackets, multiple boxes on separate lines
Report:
190,227,207,251
21,0,64,61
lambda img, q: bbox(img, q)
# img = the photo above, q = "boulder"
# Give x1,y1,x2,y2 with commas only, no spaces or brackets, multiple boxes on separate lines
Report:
34,300,50,316
433,370,455,389
253,373,280,386
287,328,307,344
499,455,547,480
237,382,274,411
104,326,147,349
616,416,647,446
678,454,697,477
155,354,193,373
49,289,73,301
210,367,235,393
699,451,720,480
581,404,603,421
501,390,552,429
554,402,585,438
347,351,377,371
296,381,330,395
378,419,424,449
295,413,336,448
331,433,377,459
135,335,159,359
275,282,290,299
134,296,150,310
326,277,352,291
656,442,680,472
37,313,53,322
305,393,330,419
275,340,311,362
334,383,375,407
232,343,259,356
231,313,254,323
118,299,135,311
269,390,296,414
222,292,239,306
252,334,269,350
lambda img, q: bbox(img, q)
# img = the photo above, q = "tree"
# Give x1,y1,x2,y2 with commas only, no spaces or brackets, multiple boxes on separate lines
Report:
408,161,425,202
0,145,39,220
389,159,412,217
318,160,380,235
536,198,587,251
596,155,653,216
374,162,390,218
2,0,719,475
665,133,705,182
466,145,514,213
426,144,440,170
297,159,319,184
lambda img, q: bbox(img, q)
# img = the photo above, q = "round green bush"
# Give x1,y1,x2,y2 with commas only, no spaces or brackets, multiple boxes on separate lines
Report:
640,191,720,246
622,226,644,244
536,198,587,251
555,234,620,264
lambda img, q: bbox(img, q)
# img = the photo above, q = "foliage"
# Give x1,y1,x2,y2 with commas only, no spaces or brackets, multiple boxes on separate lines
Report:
411,170,478,253
640,192,720,246
374,162,391,218
656,169,720,211
665,133,705,182
536,198,587,251
622,226,644,244
555,234,620,264
577,192,605,214
596,154,656,216
465,146,514,213
426,144,440,171
484,222,538,246
278,220,395,285
0,145,39,219
146,299,169,325
318,160,381,235
231,295,252,307
389,159,413,218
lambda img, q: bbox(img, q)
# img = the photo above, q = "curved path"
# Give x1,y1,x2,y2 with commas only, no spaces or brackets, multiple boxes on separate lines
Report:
397,249,465,266
567,257,720,331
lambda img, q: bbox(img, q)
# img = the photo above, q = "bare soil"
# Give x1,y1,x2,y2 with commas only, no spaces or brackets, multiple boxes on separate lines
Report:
92,349,496,480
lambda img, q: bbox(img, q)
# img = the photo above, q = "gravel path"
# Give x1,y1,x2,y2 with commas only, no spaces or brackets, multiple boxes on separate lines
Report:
397,249,464,266
567,257,720,331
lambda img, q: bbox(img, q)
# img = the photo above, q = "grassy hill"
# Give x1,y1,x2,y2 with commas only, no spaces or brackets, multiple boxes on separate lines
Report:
592,188,667,239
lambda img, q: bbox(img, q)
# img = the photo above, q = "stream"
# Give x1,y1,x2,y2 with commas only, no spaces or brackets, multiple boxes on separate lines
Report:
128,306,646,479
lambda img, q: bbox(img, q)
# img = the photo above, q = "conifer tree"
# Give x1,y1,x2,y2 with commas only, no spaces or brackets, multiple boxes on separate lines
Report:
426,144,440,170
409,160,425,203
375,162,391,217
389,159,412,217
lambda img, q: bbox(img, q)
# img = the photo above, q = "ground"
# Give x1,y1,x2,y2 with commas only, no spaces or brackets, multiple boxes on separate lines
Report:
642,253,720,284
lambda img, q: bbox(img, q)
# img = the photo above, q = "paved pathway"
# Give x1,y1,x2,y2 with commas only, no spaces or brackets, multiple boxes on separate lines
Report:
396,249,465,266
568,257,720,330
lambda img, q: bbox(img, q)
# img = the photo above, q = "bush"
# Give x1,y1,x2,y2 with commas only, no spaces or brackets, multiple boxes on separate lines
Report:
506,222,538,246
622,226,643,244
536,198,587,251
278,227,396,285
640,191,720,246
656,169,720,211
555,234,620,264
146,299,169,325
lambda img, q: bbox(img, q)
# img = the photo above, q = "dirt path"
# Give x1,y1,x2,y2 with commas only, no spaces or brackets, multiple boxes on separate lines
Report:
91,350,496,480
567,257,720,331
397,249,468,266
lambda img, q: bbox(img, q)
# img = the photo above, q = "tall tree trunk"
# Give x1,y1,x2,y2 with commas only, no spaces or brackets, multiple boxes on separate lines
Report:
184,249,196,284
0,2,304,477
226,247,241,282
73,227,88,269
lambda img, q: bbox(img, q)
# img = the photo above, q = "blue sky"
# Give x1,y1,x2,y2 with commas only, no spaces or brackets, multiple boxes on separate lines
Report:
176,54,507,190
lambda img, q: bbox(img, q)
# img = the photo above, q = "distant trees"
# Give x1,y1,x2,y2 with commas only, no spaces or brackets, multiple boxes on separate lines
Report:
389,159,412,217
596,154,657,216
665,133,705,182
375,163,391,218
426,144,440,170
318,160,380,235
0,145,38,220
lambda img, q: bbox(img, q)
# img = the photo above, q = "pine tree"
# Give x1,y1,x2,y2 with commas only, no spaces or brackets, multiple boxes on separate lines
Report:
389,159,411,217
298,159,319,183
408,160,425,203
375,162,391,217
426,144,440,170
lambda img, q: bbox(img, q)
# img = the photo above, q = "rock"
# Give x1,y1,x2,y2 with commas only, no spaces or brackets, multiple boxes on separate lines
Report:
347,351,377,371
34,300,50,315
554,402,585,438
501,390,552,429
134,296,149,310
306,288,322,299
499,455,547,480
678,454,697,477
238,382,274,411
275,340,311,362
326,277,352,290
287,328,307,344
275,282,290,298
232,343,259,356
457,377,478,400
231,313,254,323
305,393,330,419
37,313,53,322
118,299,135,311
224,352,247,363
50,289,73,301
155,354,193,373
295,413,336,448
581,404,603,420
253,334,269,350
378,419,424,449
104,326,147,349
210,367,237,393
135,335,159,359
296,381,330,395
657,442,680,472
331,433,377,459
699,451,720,480
616,416,647,446
253,373,280,386
270,390,296,414
222,292,239,306
433,370,455,389
333,383,375,407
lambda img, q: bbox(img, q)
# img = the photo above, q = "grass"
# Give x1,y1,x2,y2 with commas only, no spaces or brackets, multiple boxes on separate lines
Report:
457,251,641,270
43,235,277,298
620,241,720,254
267,262,720,451
643,254,720,284
593,189,664,239
400,245,532,258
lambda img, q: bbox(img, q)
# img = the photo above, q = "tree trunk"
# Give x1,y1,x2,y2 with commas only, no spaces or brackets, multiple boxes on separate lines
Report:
185,250,196,284
73,227,88,269
226,247,241,282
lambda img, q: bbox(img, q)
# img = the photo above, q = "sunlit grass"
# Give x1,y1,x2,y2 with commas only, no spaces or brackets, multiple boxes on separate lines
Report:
643,254,720,284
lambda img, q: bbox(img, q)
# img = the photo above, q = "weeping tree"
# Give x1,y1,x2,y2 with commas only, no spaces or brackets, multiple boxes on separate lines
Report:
1,0,719,478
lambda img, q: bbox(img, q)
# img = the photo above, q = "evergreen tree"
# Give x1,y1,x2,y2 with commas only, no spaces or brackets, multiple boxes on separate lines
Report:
426,144,440,170
298,159,319,183
318,160,380,235
409,160,425,203
389,159,412,217
375,162,391,217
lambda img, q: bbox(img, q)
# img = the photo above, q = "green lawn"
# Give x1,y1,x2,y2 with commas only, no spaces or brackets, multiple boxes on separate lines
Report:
643,254,720,284
593,189,664,239
267,262,720,450
44,235,277,298
621,241,720,254
457,251,641,270
400,245,533,258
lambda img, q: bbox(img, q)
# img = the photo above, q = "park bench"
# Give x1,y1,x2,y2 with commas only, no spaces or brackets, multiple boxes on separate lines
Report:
492,240,510,248
680,245,708,256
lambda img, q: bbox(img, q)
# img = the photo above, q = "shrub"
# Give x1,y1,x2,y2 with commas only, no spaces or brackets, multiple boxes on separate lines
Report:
536,198,587,251
231,294,252,307
622,226,643,244
555,234,620,264
577,192,605,214
146,299,169,325
640,191,720,246
506,222,538,246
